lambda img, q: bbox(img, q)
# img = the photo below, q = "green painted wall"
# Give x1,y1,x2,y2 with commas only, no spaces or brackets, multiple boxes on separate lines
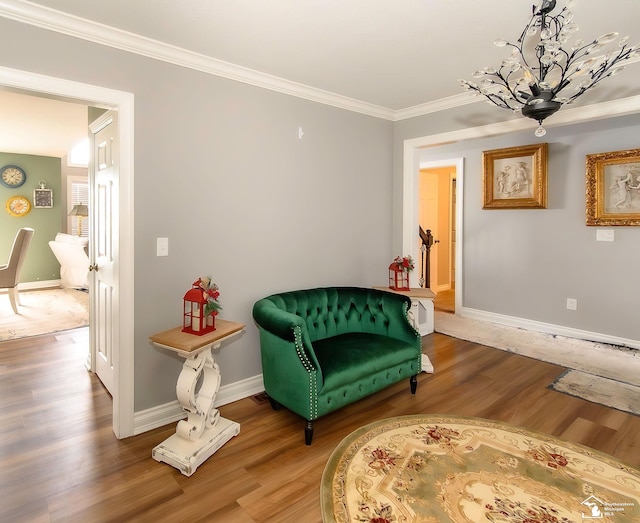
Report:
0,153,63,284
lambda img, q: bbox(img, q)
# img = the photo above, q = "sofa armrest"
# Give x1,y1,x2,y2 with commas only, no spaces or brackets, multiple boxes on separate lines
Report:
253,298,322,366
374,290,421,345
253,298,305,340
253,298,324,406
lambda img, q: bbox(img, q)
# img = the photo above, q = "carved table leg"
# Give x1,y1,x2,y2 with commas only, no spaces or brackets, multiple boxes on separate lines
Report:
407,299,435,374
152,344,240,476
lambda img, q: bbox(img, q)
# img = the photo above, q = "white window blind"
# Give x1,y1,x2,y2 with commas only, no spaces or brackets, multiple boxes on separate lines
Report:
69,179,89,237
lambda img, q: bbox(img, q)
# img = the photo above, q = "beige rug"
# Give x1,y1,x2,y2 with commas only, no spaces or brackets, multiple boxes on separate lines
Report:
321,415,640,523
0,288,89,341
551,370,640,416
435,311,640,414
434,312,640,385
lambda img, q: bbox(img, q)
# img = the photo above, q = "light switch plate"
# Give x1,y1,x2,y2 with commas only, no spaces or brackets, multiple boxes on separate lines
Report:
157,237,169,256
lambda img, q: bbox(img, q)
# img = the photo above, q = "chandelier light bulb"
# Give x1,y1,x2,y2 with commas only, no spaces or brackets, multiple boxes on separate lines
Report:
459,0,638,136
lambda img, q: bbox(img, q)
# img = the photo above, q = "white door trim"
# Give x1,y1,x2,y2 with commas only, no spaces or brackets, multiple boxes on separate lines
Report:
0,66,135,439
402,94,640,316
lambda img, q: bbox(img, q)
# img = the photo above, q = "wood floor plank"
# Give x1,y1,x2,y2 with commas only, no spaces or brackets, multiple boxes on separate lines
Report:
1,327,639,522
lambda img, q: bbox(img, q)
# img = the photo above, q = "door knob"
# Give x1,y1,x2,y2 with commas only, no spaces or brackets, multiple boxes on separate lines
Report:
89,264,99,272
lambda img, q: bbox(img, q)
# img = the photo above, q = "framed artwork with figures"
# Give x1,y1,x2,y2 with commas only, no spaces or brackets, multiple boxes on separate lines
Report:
586,148,640,226
482,143,548,209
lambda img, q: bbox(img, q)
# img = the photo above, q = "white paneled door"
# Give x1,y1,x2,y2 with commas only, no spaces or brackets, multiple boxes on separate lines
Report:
90,111,119,396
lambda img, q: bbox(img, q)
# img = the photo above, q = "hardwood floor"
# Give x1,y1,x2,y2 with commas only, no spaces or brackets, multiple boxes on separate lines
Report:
1,327,639,522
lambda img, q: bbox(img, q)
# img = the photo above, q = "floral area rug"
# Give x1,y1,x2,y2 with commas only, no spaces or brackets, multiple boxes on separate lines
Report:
0,288,89,341
321,415,640,523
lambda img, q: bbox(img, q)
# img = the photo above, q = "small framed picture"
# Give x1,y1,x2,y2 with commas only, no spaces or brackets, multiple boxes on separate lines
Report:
586,148,640,226
482,143,548,209
34,187,53,208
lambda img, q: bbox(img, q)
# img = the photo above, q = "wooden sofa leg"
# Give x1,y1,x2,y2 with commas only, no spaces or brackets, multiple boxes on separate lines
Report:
305,421,314,445
410,375,418,395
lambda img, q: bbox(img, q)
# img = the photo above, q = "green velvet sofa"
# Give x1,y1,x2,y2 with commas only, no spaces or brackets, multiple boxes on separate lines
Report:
252,286,422,444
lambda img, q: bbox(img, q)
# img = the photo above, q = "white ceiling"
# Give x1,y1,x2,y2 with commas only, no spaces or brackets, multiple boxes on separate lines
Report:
3,0,640,157
0,90,88,158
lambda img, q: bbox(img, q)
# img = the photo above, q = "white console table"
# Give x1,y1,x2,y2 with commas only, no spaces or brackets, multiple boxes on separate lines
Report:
374,286,435,373
149,319,245,476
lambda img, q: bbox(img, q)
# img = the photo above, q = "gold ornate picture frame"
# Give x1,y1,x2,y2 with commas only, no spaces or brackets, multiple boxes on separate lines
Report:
482,143,547,209
586,148,640,226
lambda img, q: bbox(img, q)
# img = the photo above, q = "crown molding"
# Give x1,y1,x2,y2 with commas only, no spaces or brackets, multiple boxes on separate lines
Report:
393,93,478,121
0,0,396,120
3,0,638,123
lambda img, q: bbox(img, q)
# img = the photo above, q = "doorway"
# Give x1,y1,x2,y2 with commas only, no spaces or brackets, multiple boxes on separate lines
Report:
419,164,456,312
419,165,456,290
402,153,464,315
0,65,135,438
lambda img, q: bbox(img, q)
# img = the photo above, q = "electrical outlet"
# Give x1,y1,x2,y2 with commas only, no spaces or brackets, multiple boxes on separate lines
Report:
566,298,577,310
596,229,615,242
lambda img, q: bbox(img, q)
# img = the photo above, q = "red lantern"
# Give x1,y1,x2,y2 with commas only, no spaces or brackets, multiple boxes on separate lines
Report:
182,284,216,335
389,262,410,291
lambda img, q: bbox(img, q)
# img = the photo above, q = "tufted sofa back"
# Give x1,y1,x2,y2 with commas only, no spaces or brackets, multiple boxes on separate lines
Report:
254,286,413,343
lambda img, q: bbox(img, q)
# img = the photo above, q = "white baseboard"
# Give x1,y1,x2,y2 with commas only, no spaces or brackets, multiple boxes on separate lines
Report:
133,373,265,435
0,280,61,293
460,307,640,350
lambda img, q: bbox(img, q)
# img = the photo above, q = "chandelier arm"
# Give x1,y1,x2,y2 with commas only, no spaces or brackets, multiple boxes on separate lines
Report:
561,44,631,98
509,44,537,79
514,7,544,71
536,11,552,81
547,62,571,95
565,47,634,102
568,41,600,62
515,15,535,48
492,67,529,104
552,48,573,93
565,87,589,104
501,74,528,104
607,45,634,67
462,82,514,111
486,96,514,111
557,47,595,87
510,47,535,81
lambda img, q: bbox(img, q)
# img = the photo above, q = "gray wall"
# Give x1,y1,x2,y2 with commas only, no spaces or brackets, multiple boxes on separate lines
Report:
394,112,640,343
0,18,394,410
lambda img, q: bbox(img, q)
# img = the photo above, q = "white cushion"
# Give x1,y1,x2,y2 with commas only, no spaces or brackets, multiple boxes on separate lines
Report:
54,233,89,247
49,235,89,289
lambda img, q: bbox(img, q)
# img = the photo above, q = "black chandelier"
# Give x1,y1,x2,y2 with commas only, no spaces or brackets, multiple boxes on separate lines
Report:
459,0,639,136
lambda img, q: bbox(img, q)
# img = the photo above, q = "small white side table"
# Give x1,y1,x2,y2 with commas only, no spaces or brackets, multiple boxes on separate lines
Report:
374,286,435,373
149,319,245,476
